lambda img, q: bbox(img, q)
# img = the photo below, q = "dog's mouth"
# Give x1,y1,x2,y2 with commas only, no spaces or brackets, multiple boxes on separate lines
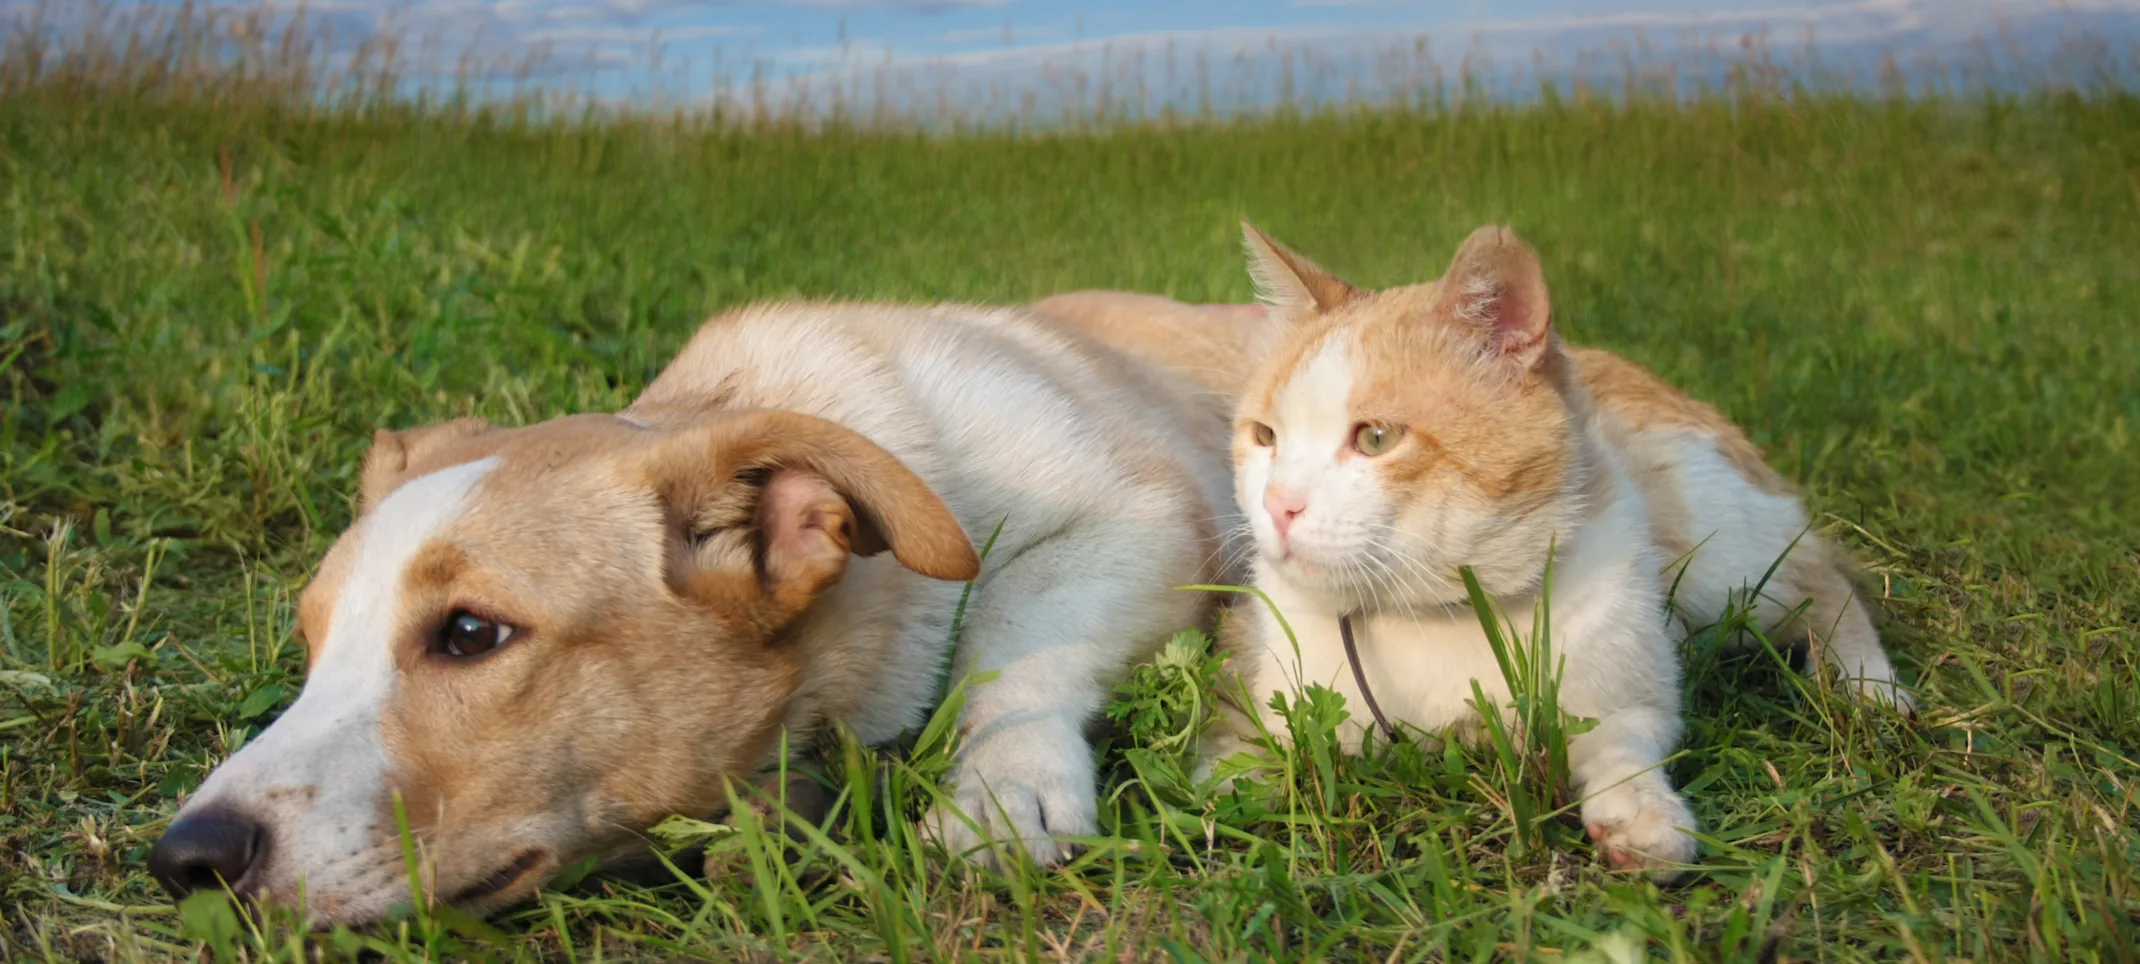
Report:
446,848,549,907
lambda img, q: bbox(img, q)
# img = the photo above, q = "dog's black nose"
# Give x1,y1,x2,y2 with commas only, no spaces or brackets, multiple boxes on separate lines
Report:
148,809,264,899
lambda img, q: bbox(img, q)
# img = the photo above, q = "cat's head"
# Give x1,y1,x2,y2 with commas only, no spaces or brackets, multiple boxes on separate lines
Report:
1232,222,1599,612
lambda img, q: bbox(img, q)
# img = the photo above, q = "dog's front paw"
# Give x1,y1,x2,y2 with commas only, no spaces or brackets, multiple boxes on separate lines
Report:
924,723,1096,870
1583,782,1699,882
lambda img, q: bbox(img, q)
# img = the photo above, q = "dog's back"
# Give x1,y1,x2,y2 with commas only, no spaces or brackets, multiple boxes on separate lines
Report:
1030,290,1281,428
631,301,1235,565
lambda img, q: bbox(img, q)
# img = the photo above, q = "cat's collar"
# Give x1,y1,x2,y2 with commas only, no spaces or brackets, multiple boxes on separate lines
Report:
1338,612,1402,746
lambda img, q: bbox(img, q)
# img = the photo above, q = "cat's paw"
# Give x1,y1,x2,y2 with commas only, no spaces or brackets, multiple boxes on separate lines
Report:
1816,641,1916,716
1848,675,1916,716
923,726,1095,871
1189,726,1301,807
1583,784,1699,882
1833,668,1915,717
1190,728,1265,786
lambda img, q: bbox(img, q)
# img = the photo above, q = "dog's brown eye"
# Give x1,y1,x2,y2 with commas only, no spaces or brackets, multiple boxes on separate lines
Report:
1249,422,1276,447
1353,423,1404,457
439,611,515,658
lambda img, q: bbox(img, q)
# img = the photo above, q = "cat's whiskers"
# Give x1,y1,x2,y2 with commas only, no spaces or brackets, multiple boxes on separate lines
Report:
1341,553,1395,617
1355,548,1420,618
1358,536,1445,617
1216,521,1262,581
1361,523,1464,603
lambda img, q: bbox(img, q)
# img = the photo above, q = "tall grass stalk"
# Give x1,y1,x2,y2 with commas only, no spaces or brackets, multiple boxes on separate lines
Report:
1460,559,1592,861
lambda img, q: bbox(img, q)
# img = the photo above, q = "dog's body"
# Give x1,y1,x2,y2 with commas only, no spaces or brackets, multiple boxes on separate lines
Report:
1030,291,1277,429
625,302,1238,759
151,300,1235,923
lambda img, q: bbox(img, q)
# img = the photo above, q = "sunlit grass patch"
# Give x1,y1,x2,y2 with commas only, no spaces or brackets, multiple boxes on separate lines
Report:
2,7,2137,960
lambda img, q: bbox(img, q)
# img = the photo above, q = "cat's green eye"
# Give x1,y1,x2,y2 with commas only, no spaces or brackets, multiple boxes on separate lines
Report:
1352,423,1404,457
1249,422,1276,447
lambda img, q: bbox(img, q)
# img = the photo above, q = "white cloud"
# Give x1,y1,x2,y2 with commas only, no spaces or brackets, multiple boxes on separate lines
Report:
780,0,1007,7
707,0,2140,118
521,23,753,45
940,25,1057,44
759,0,2140,76
21,0,2137,105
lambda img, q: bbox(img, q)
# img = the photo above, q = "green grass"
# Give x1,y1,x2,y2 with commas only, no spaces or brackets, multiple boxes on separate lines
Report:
2,46,2138,962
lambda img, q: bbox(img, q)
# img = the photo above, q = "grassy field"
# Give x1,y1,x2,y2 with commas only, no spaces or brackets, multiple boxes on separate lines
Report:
2,26,2138,962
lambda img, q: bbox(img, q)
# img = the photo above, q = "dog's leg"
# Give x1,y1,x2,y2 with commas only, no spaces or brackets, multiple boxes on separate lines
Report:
925,516,1199,870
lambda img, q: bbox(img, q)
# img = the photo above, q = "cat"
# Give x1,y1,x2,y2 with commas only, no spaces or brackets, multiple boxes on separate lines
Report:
1181,222,1914,879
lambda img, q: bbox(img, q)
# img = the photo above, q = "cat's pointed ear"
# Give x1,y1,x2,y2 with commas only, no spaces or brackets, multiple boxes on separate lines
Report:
1242,220,1357,319
1435,225,1554,370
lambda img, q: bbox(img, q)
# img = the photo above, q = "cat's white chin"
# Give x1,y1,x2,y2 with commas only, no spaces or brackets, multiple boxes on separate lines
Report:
1257,547,1465,616
1258,544,1340,580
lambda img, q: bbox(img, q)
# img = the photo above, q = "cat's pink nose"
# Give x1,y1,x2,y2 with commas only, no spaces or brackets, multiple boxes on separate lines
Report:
1264,487,1307,545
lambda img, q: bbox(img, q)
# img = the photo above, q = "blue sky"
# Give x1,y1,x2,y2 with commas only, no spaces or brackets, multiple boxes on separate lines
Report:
94,0,2140,106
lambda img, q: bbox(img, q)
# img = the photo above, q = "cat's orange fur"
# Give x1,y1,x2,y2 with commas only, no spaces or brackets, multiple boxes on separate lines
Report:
1043,222,1913,880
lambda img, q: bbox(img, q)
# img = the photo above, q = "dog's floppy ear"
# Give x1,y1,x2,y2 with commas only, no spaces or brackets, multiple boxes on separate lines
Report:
359,417,494,512
643,410,980,621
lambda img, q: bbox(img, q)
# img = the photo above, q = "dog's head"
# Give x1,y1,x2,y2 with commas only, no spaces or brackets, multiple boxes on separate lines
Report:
147,410,978,923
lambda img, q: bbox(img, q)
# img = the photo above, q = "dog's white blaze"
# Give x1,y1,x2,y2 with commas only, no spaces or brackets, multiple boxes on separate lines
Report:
180,458,497,884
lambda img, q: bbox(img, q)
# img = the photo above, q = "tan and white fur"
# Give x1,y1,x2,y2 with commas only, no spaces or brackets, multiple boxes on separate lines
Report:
1045,224,1911,879
150,301,1235,924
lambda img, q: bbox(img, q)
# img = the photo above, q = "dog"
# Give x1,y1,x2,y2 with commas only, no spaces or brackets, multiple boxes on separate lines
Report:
148,299,1236,924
